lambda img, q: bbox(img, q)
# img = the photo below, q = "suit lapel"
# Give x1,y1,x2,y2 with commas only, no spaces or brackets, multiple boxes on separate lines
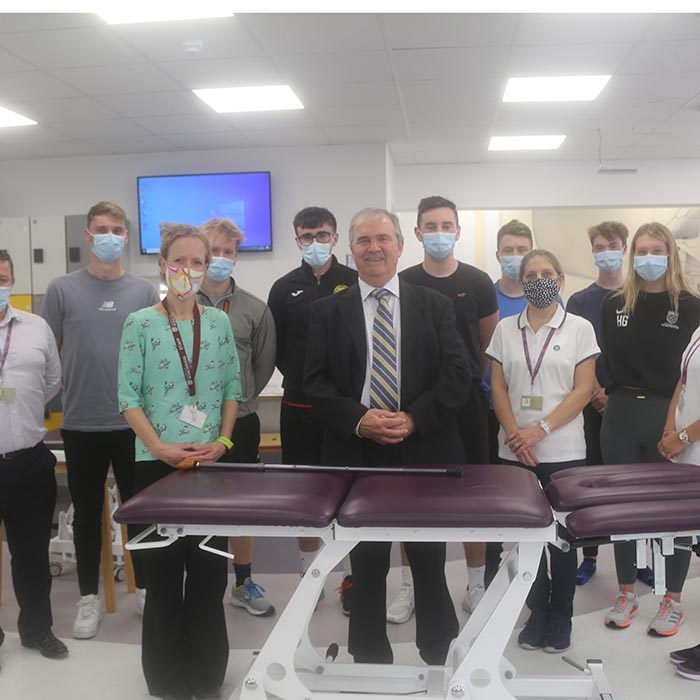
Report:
338,284,367,377
399,280,420,402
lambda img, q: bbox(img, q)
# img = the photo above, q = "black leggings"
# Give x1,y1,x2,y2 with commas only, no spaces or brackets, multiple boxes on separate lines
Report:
600,390,691,591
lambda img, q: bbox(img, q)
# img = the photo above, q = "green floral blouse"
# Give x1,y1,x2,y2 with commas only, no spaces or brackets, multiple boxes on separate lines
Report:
118,306,242,461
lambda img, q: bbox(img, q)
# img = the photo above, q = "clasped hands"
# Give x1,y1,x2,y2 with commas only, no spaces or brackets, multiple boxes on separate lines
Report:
657,427,684,462
358,408,416,445
153,440,228,468
506,424,547,467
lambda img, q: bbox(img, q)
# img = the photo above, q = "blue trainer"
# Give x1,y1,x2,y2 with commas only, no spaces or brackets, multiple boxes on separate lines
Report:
576,558,596,586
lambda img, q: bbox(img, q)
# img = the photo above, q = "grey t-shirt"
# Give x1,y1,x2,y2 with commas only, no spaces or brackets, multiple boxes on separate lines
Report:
42,268,159,431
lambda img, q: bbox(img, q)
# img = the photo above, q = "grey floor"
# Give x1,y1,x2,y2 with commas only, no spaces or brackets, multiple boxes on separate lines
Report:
2,481,700,699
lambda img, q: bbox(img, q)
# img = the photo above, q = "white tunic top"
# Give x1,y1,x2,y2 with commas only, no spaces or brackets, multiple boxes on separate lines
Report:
675,325,700,465
486,304,599,463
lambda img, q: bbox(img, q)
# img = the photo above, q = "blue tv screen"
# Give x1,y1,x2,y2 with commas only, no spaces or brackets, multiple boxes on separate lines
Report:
137,171,272,254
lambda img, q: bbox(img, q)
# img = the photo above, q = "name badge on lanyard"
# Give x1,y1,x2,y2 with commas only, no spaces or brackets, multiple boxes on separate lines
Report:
0,320,15,403
161,298,208,428
520,325,555,412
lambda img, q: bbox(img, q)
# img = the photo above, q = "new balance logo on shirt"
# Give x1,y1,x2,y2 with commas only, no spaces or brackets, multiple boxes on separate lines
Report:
99,300,116,311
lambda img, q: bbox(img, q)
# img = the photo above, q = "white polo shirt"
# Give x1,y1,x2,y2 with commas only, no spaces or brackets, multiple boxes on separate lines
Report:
486,304,599,463
675,325,700,465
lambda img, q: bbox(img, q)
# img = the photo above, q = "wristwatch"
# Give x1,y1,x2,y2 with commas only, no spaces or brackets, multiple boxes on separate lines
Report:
679,429,691,446
538,420,551,436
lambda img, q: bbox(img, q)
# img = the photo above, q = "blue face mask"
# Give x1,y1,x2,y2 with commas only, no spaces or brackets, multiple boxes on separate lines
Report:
422,232,456,260
206,256,235,283
593,250,623,273
0,285,10,312
500,255,524,281
301,242,332,270
91,232,125,263
634,254,668,282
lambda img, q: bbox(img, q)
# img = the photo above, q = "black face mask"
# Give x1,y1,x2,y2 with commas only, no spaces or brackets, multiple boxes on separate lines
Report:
522,277,559,309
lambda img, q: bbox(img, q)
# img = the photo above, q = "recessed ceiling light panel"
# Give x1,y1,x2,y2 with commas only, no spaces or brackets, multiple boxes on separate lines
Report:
488,135,566,151
503,75,611,103
193,86,304,113
0,106,37,128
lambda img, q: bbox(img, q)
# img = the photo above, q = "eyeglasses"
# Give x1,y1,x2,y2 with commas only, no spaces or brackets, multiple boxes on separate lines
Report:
297,231,334,246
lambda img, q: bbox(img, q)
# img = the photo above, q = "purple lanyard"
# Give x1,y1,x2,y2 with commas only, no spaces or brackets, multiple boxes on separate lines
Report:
521,325,556,386
681,336,700,388
0,319,14,378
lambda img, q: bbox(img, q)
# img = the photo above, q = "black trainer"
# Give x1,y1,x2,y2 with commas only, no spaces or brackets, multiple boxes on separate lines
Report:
676,658,700,681
21,631,68,660
542,612,572,653
518,608,548,650
671,642,700,665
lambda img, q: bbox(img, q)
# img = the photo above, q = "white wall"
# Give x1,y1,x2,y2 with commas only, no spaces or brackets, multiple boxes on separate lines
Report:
394,159,700,211
0,143,389,302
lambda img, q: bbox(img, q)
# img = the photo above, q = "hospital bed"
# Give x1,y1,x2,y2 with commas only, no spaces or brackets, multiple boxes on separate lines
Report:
114,461,700,700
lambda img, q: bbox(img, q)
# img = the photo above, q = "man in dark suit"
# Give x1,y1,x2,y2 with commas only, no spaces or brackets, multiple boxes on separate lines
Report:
304,207,471,664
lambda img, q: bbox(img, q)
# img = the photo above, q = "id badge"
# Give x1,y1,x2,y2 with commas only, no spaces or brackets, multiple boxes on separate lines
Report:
179,404,207,429
0,386,15,403
521,395,543,411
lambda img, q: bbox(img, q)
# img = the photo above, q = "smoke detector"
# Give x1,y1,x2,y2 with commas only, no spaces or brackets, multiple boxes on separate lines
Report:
183,39,204,55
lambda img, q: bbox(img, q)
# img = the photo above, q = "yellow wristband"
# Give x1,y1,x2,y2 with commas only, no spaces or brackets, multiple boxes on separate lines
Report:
216,436,234,451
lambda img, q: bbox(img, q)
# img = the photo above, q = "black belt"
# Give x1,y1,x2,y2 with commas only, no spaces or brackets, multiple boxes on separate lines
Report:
0,444,39,461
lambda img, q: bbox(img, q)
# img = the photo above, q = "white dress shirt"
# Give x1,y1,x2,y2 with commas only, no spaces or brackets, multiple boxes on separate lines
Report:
0,305,62,453
675,325,700,465
486,304,599,463
358,275,402,409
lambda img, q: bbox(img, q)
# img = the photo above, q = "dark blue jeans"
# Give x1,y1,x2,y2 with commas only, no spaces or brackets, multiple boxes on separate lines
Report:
502,458,585,620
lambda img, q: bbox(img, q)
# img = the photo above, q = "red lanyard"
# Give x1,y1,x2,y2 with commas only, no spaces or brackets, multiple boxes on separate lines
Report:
681,336,700,388
0,318,13,378
161,299,201,398
521,325,556,386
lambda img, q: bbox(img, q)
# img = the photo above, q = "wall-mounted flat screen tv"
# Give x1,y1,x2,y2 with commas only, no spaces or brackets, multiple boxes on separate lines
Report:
137,171,272,254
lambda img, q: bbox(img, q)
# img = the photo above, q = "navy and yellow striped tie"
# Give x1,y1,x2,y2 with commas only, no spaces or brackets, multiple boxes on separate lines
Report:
370,288,399,411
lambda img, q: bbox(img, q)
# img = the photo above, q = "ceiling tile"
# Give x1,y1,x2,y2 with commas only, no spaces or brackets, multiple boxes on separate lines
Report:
219,110,316,129
27,139,111,158
506,42,633,77
0,26,145,69
95,91,205,117
241,14,385,54
308,105,405,127
161,131,251,149
0,70,80,100
382,13,517,49
620,40,700,75
16,96,119,122
0,46,34,72
392,46,509,82
111,16,262,61
159,57,283,89
48,118,152,139
50,63,182,95
0,13,100,33
134,113,233,135
516,14,653,45
324,124,407,143
293,81,399,109
272,51,393,85
97,135,177,154
642,14,700,41
605,73,700,102
236,126,330,146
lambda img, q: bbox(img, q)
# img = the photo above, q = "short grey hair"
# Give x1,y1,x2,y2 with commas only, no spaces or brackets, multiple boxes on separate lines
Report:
349,208,404,247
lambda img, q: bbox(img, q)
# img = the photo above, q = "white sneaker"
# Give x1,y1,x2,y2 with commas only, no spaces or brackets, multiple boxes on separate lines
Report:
135,588,146,616
73,594,103,639
462,583,485,613
387,581,414,624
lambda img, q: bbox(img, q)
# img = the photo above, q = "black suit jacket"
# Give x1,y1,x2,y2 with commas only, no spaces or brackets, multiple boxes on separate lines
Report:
303,280,471,466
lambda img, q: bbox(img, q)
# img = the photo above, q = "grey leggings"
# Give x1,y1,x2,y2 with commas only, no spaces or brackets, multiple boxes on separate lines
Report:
600,390,691,591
